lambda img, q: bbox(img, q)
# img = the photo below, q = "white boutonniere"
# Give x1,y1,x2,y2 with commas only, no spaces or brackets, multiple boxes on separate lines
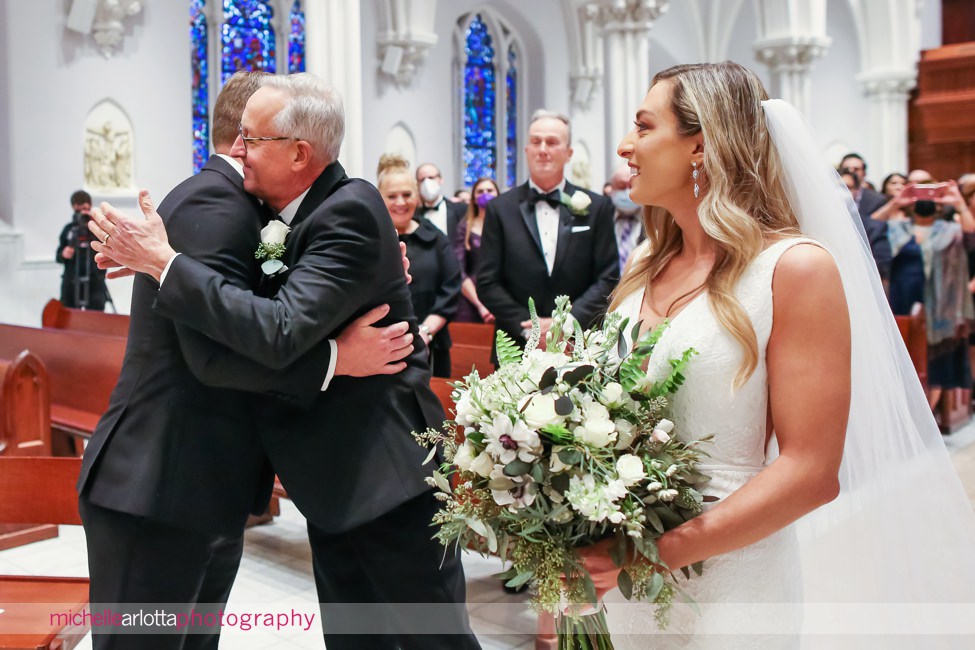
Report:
255,219,290,275
561,191,592,217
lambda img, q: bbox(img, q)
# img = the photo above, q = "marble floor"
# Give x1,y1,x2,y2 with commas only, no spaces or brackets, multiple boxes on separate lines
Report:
4,421,975,650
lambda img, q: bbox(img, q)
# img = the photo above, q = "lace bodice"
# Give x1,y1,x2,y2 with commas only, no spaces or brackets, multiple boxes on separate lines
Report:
604,238,818,649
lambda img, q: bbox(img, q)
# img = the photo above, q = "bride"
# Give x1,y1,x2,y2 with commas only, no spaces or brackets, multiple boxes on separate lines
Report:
579,61,975,648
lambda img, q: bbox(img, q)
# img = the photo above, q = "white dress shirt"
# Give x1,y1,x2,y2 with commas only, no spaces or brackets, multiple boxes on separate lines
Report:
422,198,449,235
528,179,566,275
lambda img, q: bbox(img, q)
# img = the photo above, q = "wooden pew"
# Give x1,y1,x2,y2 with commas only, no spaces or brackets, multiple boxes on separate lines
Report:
41,299,130,338
894,303,928,392
449,323,495,380
0,325,125,446
0,456,89,650
0,351,59,551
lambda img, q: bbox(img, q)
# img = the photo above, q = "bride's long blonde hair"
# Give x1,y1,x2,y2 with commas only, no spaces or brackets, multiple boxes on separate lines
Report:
609,62,800,387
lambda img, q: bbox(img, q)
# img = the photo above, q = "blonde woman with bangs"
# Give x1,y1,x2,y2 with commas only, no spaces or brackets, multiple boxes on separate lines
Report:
574,62,975,648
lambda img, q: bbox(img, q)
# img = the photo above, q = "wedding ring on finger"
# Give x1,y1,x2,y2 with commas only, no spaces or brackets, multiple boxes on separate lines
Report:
104,233,111,245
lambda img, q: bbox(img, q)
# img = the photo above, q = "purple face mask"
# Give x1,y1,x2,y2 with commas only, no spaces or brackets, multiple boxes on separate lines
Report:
475,192,496,208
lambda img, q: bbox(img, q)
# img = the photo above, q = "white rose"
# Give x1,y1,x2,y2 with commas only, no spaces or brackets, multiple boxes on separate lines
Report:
655,419,675,434
574,418,617,448
582,400,611,423
658,488,679,502
598,382,624,407
454,392,477,427
261,219,291,245
616,454,646,486
454,441,476,471
614,419,637,450
569,191,592,212
469,452,495,478
521,393,564,429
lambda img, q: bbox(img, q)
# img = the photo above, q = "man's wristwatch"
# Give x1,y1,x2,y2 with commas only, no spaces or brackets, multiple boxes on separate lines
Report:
419,324,431,336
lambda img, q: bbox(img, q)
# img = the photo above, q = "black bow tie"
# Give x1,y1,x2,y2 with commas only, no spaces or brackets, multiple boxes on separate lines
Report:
528,189,561,209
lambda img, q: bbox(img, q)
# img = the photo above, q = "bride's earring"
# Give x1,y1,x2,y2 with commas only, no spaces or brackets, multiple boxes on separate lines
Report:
692,161,700,199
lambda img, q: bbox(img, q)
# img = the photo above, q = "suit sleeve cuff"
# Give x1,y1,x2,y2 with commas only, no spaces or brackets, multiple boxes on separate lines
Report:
320,339,337,391
159,253,182,286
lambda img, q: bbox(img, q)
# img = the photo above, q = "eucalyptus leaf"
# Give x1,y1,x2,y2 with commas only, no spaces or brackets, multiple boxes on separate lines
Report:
431,470,451,494
617,569,633,600
466,517,488,537
644,507,664,534
422,444,439,466
557,448,583,466
530,462,544,484
538,367,558,391
503,459,533,477
506,571,535,589
485,524,498,553
550,473,571,494
564,364,594,386
555,395,575,416
647,572,665,601
691,561,704,577
261,259,284,275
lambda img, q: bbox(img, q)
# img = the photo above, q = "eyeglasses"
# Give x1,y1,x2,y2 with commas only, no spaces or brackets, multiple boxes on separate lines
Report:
237,123,294,151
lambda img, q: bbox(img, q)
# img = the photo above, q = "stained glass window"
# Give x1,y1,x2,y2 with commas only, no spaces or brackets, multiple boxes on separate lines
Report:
462,14,496,187
288,0,306,73
505,45,518,189
190,0,209,174
221,0,276,84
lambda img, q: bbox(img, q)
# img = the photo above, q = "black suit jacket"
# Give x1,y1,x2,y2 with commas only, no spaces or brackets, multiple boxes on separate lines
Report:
152,162,440,534
856,188,893,280
417,199,466,242
475,181,619,344
77,156,277,535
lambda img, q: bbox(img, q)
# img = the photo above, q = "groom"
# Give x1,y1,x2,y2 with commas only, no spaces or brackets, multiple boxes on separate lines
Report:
90,74,479,650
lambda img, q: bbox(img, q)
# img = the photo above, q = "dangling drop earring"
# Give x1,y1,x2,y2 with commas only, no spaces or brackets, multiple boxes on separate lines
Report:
692,161,700,199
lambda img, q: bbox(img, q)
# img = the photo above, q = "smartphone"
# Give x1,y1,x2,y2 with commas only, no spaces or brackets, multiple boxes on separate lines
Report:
903,183,947,200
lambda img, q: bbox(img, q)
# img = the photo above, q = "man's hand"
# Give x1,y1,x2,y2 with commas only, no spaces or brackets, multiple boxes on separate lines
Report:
93,252,137,279
88,189,175,282
400,241,412,284
334,304,414,377
61,246,75,260
520,316,553,348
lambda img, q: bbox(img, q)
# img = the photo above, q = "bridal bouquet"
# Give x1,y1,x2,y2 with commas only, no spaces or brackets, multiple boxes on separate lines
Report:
414,297,713,649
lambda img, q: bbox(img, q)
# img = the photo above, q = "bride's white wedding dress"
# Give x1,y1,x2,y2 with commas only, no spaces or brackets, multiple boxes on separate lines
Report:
603,237,815,649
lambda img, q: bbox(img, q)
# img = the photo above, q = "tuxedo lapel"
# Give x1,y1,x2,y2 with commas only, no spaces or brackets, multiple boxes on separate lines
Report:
289,161,348,230
518,185,545,261
551,183,578,278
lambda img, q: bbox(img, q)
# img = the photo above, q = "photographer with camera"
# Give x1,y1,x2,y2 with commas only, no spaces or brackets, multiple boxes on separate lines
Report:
56,189,109,310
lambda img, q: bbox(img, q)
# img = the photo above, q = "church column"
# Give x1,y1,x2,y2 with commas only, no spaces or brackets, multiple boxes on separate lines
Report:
859,72,916,177
753,0,830,117
596,0,669,173
304,0,364,177
850,0,921,177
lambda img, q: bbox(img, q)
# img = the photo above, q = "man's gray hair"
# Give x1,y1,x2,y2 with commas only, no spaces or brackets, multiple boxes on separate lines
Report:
264,73,345,163
530,109,572,144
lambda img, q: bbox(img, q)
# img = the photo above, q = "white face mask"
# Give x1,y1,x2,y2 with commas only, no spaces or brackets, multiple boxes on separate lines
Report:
419,178,442,203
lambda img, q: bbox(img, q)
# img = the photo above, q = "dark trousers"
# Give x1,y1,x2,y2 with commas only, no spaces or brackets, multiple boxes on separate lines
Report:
307,490,480,650
79,495,244,650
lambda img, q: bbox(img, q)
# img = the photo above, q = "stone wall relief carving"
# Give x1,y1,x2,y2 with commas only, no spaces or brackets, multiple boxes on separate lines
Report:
66,0,145,59
83,100,136,194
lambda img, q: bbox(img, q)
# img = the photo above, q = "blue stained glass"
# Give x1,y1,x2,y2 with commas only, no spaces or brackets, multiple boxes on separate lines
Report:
288,0,306,73
221,0,276,83
505,45,517,188
463,15,496,186
191,0,209,173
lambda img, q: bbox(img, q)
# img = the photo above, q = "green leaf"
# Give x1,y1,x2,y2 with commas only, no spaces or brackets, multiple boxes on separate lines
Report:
466,430,484,445
550,473,571,494
647,572,665,601
540,423,572,442
680,566,691,580
530,462,544,484
495,329,523,366
503,459,533,477
465,517,488,537
557,448,583,465
431,470,451,494
644,507,664,534
617,569,633,600
422,444,439,466
494,567,518,582
506,571,535,589
691,561,704,577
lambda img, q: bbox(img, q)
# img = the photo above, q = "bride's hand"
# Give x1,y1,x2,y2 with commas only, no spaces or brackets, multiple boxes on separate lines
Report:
577,538,622,602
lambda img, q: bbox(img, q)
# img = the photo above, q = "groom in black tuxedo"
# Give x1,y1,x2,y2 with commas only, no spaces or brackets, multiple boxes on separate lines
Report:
89,73,479,650
476,109,619,350
78,72,415,650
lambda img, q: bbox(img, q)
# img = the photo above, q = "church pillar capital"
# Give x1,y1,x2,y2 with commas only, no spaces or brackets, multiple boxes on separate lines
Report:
376,0,439,89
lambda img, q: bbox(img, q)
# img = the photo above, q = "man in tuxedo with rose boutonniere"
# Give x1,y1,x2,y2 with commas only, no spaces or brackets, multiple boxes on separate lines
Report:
476,109,619,357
